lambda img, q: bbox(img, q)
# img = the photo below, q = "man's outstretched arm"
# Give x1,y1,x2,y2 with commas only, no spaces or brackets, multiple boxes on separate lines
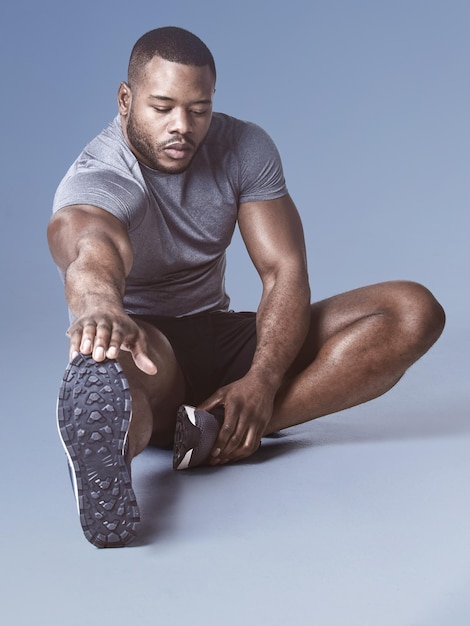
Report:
199,193,311,462
47,204,156,374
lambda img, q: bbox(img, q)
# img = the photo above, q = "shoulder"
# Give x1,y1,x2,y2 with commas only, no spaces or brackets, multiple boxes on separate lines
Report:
206,112,277,150
202,114,287,202
53,117,147,225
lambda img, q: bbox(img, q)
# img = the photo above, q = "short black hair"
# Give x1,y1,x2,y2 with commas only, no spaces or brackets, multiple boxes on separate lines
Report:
128,26,216,87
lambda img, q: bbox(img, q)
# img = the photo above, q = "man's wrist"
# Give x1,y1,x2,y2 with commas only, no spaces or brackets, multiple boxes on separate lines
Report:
246,365,284,392
67,290,125,318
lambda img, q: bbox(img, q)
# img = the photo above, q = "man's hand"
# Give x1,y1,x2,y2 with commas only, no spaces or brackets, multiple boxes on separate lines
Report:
198,372,277,465
67,306,157,375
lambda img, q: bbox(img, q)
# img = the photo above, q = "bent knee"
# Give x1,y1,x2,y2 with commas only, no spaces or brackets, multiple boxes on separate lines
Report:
387,280,445,352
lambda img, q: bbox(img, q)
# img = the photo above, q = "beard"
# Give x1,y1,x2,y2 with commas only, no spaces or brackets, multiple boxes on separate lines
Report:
126,107,200,174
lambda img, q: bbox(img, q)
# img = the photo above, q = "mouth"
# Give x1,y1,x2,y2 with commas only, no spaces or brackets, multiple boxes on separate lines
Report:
163,142,193,160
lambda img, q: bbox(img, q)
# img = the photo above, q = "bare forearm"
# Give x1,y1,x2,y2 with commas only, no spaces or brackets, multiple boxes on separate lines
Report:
64,242,127,318
251,272,311,388
236,194,311,390
48,206,132,317
200,271,311,465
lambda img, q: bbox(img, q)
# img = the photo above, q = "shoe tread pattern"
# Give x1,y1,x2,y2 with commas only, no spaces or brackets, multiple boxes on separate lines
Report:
58,354,139,548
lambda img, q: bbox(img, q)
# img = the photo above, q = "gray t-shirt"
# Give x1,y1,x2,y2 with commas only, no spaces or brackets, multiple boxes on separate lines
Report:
53,113,288,317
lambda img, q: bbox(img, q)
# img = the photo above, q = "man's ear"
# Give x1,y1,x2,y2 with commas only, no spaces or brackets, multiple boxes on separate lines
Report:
117,82,132,115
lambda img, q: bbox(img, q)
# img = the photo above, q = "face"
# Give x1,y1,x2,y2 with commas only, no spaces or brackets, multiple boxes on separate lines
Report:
118,56,215,174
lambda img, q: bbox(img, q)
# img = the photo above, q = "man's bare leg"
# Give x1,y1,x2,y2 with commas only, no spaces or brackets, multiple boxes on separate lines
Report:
173,280,445,468
117,319,186,459
266,280,445,433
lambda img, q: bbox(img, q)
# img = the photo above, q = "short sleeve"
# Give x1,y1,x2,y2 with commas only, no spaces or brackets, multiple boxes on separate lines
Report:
237,122,288,204
52,159,147,230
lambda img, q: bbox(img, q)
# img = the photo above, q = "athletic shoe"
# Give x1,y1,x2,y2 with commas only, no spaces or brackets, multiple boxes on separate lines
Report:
173,405,223,470
57,353,140,548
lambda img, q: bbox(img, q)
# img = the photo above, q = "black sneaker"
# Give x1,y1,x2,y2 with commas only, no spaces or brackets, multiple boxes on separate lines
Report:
173,405,223,470
57,354,140,548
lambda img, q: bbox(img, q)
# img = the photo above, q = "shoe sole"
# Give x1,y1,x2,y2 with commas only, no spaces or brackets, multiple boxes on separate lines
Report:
57,354,139,548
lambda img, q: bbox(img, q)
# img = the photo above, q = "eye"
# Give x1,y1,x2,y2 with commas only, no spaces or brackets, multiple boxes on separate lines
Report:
190,109,209,116
152,106,171,113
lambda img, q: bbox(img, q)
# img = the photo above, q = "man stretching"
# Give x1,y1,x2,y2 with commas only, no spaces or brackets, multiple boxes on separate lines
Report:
48,26,445,547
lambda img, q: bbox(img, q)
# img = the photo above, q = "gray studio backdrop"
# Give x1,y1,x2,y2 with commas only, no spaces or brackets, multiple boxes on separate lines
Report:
1,1,468,625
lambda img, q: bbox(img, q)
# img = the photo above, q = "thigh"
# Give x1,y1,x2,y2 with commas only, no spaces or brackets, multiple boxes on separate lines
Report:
118,318,187,445
288,280,423,375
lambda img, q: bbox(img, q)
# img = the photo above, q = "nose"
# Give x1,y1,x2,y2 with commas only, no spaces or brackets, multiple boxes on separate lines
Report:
167,108,192,135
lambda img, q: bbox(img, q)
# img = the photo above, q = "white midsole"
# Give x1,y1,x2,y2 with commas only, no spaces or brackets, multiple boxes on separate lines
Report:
56,397,80,513
175,405,197,470
185,405,197,425
176,449,193,470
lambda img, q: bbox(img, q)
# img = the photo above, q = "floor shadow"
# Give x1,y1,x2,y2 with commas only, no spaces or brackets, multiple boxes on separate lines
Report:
301,404,470,447
130,403,470,545
130,435,312,545
223,403,470,467
132,451,181,546
238,434,314,466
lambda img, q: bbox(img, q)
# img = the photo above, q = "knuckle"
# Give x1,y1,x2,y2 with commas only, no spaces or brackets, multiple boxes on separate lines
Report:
111,324,125,337
242,443,253,456
96,324,112,336
82,319,98,328
96,316,111,327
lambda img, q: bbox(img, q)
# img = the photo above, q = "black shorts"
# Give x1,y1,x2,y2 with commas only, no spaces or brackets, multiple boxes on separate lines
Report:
135,311,257,406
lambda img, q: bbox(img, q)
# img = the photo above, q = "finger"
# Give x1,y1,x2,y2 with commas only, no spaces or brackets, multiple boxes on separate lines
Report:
67,325,83,361
121,330,158,375
212,437,250,465
218,429,261,465
243,425,262,457
133,351,158,375
221,420,262,462
105,325,125,360
234,427,262,461
210,405,239,458
198,391,225,413
91,320,114,361
218,419,249,459
79,321,97,355
214,407,266,464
